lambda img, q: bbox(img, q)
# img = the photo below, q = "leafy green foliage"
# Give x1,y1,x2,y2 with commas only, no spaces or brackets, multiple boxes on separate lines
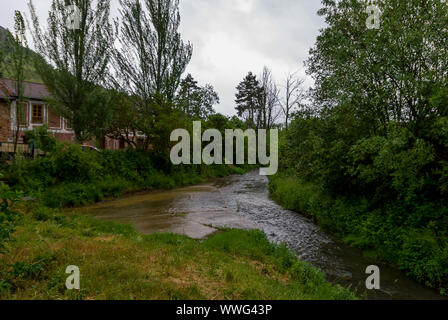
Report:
272,0,448,293
28,0,114,143
235,72,263,128
52,144,102,183
2,144,247,209
176,74,219,120
24,125,58,153
0,186,22,254
111,0,193,151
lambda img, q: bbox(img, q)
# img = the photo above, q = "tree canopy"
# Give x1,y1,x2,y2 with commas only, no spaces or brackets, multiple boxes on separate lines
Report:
28,0,114,143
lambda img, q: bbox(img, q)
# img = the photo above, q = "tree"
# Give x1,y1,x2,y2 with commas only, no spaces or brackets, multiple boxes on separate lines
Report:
176,74,219,120
306,0,448,136
112,0,193,151
28,0,114,143
177,74,200,116
206,113,230,132
235,72,263,128
279,71,306,129
198,84,220,119
0,12,28,158
0,27,6,77
259,67,281,129
274,0,448,292
105,92,141,148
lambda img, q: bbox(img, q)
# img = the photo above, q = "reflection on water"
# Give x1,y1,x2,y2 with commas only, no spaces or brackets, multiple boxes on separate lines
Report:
84,171,444,300
85,185,258,239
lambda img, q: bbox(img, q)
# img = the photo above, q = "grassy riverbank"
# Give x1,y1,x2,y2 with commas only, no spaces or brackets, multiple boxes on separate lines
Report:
2,145,250,208
0,147,355,300
0,203,355,300
269,173,448,295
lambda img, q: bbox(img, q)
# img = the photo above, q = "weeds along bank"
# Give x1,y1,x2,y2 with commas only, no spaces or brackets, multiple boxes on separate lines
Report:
0,145,355,299
0,203,355,299
269,119,448,295
0,140,357,299
1,144,248,208
270,173,448,296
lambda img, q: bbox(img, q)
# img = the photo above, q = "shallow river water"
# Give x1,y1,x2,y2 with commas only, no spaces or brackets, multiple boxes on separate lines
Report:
84,171,444,300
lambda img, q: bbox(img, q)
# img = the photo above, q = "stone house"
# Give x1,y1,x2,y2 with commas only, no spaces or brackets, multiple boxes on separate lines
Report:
0,78,132,152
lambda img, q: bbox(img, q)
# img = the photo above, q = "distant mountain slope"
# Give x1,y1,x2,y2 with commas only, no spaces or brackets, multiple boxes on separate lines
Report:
0,26,8,42
0,25,43,83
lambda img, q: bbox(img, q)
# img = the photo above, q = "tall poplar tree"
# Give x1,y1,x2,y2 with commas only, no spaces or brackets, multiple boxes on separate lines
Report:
0,12,28,157
112,0,193,151
28,0,114,143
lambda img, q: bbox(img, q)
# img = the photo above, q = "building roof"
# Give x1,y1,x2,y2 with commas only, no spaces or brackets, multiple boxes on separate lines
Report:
0,78,49,101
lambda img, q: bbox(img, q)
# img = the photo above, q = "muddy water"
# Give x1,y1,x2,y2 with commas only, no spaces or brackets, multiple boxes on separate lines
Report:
85,171,444,300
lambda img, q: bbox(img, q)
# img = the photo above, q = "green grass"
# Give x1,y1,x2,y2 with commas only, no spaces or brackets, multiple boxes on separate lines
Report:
269,172,448,294
3,146,252,209
0,149,356,300
0,204,356,300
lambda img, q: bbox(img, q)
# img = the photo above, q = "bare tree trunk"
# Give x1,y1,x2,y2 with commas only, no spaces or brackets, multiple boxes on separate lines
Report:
259,66,281,129
280,72,306,130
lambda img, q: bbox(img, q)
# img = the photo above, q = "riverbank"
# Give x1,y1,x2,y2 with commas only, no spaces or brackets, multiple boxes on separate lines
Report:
0,202,355,299
0,148,355,300
268,173,448,296
2,146,253,208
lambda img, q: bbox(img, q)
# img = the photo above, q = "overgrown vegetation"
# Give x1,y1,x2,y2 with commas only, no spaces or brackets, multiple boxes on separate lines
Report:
1,134,249,209
0,127,357,300
0,199,355,299
271,0,448,294
0,0,352,300
0,182,22,254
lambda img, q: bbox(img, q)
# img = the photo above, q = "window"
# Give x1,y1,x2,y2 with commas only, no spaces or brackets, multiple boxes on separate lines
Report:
17,102,27,126
48,107,61,128
32,104,43,124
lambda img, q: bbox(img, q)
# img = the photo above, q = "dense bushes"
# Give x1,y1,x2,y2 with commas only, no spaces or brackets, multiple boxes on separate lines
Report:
281,0,448,293
272,114,448,293
0,186,22,254
2,144,246,209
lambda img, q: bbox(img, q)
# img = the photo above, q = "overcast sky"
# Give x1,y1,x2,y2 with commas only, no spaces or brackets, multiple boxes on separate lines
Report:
0,0,326,116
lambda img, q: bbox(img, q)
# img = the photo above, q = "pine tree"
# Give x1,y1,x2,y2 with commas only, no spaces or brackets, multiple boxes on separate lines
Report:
177,74,200,117
235,72,263,128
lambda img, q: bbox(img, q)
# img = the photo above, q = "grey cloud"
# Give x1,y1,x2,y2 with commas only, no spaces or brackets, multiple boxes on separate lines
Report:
0,0,326,116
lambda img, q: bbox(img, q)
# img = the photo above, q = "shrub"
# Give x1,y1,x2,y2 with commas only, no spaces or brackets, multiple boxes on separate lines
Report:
0,187,22,254
42,183,102,208
52,144,103,183
6,157,55,190
24,125,58,153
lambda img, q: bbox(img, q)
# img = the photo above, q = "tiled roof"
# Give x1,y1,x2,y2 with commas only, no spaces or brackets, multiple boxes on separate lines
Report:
0,78,49,100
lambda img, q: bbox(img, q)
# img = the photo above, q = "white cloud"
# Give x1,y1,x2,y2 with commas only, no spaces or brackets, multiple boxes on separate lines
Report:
233,0,256,13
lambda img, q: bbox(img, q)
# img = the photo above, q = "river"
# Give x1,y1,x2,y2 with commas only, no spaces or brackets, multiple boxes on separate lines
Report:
84,171,444,300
